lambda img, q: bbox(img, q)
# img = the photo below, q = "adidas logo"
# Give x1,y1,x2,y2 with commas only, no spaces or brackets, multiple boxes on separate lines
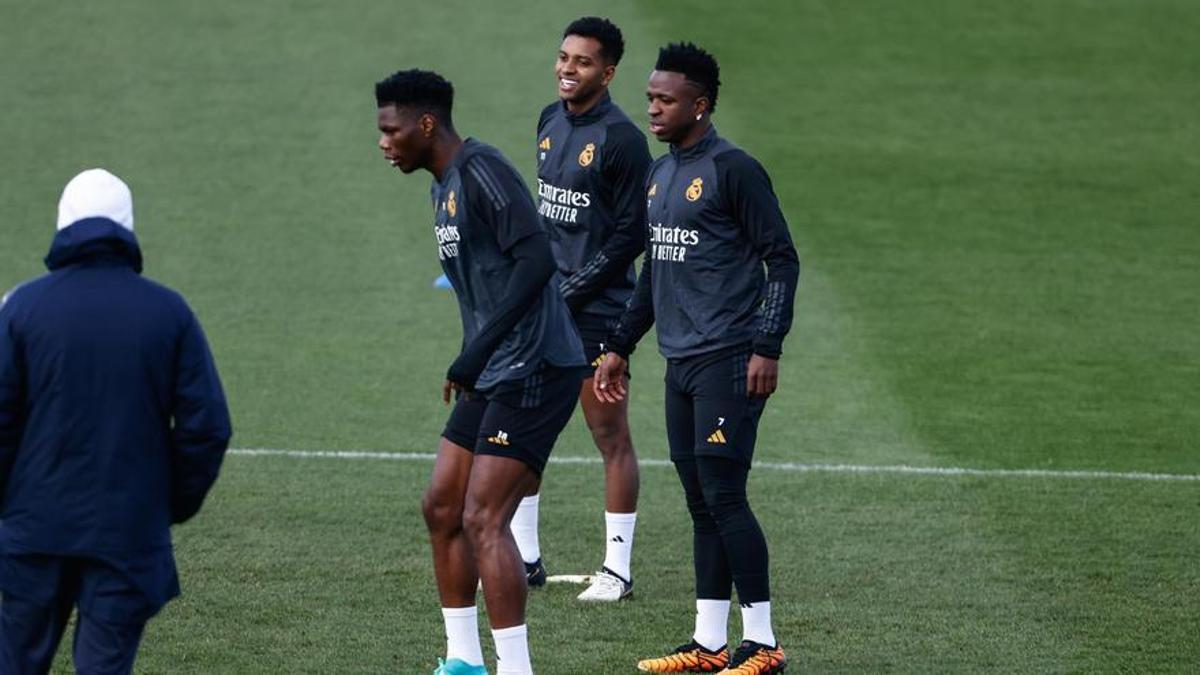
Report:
706,429,728,444
538,137,551,151
487,430,511,446
610,535,625,543
591,355,604,367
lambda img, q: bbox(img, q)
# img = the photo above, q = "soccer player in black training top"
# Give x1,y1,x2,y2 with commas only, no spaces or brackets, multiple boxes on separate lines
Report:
376,70,588,675
510,16,652,602
595,44,799,675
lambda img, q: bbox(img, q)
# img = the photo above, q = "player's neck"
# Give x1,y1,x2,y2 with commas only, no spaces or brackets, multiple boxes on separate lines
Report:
566,88,607,116
428,132,464,182
675,119,712,150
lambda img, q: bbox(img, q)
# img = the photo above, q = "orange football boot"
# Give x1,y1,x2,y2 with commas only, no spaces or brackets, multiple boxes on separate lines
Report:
637,640,729,673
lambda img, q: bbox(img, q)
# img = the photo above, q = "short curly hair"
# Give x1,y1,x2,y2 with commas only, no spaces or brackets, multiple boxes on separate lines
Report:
564,16,625,66
375,69,454,122
655,42,721,111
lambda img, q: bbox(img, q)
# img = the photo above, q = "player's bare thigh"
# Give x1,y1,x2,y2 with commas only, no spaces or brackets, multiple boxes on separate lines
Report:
578,373,633,449
422,438,475,526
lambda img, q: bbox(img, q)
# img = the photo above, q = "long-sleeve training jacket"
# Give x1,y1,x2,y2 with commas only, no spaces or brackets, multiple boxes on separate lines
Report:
0,218,231,566
536,93,652,335
608,126,801,360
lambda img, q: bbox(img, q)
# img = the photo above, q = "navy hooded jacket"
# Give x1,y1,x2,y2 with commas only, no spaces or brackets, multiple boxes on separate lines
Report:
0,218,231,563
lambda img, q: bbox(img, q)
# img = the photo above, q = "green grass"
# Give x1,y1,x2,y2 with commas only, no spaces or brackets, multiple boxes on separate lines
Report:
1,0,1197,672
140,457,1199,673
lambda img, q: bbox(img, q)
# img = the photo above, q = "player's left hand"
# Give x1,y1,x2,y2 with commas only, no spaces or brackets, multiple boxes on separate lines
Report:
746,354,778,398
446,355,482,392
593,352,629,403
442,379,465,405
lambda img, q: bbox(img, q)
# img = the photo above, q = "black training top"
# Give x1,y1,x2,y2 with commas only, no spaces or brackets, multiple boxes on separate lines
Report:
431,139,586,390
536,92,651,335
608,126,800,360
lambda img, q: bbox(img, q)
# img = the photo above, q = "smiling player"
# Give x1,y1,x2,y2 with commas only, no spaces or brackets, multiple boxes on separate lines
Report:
511,16,652,603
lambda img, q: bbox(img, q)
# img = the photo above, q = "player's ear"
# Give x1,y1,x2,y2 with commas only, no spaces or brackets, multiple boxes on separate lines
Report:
692,96,710,120
420,113,436,138
601,63,616,87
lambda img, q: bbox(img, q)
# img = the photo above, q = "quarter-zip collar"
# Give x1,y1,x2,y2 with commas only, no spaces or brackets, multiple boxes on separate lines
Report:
564,91,613,127
670,124,719,164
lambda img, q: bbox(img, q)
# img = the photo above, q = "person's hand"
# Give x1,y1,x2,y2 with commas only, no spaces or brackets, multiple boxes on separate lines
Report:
446,355,482,393
442,379,465,405
746,354,779,398
593,353,629,403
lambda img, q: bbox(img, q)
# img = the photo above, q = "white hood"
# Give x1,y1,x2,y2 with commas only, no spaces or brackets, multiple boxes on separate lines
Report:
56,168,134,232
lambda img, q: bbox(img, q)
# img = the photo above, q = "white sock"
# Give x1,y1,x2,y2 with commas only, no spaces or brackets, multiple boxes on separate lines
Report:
510,495,541,564
492,624,532,675
441,606,484,666
693,599,730,652
602,511,637,580
741,601,776,647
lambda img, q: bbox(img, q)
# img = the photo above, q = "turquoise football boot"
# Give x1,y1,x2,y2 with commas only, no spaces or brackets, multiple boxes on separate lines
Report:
434,657,488,674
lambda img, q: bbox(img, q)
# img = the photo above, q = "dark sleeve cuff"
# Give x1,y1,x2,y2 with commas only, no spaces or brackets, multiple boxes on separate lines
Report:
446,357,483,390
605,336,634,360
752,334,784,360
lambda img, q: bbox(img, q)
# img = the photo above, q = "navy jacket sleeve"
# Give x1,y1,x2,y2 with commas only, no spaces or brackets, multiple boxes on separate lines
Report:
718,151,800,359
558,122,652,310
606,219,656,359
0,295,25,502
170,311,232,524
447,156,557,388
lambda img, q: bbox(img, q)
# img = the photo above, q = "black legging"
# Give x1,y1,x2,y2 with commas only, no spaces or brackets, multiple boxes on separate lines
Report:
674,455,770,603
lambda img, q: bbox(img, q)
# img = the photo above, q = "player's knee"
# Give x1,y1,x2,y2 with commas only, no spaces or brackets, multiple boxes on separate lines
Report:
687,501,719,534
700,483,761,535
421,489,463,533
678,481,717,529
700,480,748,515
460,502,503,544
589,421,633,458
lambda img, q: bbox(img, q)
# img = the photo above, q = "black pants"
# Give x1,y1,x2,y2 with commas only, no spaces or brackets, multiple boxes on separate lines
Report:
0,555,155,675
665,346,771,603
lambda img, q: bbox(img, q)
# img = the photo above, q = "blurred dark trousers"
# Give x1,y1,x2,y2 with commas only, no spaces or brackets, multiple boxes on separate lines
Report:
0,555,151,675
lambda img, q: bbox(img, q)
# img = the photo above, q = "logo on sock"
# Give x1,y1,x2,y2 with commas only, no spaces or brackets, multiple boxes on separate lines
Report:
610,535,625,543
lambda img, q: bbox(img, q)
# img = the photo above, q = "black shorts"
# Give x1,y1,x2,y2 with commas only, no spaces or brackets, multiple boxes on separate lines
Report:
441,365,586,476
576,317,633,374
664,345,766,466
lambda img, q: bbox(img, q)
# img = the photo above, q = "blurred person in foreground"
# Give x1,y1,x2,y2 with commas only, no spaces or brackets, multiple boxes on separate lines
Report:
0,168,232,675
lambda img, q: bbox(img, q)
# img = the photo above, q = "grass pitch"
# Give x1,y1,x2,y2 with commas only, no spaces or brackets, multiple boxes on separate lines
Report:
1,0,1197,672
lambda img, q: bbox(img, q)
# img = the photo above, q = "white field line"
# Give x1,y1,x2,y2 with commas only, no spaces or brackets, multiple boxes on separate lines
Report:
228,448,1200,483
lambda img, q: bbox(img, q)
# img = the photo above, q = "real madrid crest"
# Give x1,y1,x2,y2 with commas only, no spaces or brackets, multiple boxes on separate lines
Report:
685,177,703,202
578,142,595,167
447,190,457,217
